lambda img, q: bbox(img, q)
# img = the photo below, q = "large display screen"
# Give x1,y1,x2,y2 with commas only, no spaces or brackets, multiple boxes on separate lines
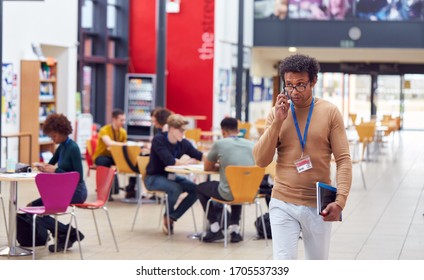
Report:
255,0,424,21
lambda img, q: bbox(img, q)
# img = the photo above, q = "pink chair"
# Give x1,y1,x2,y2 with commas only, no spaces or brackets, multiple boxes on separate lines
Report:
18,172,82,259
73,166,119,252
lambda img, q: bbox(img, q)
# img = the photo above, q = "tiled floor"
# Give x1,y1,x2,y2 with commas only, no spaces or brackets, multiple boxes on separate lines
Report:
0,130,423,260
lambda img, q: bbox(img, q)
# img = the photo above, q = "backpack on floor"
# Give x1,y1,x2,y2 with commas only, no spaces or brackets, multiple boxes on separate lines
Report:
254,212,272,239
16,213,49,247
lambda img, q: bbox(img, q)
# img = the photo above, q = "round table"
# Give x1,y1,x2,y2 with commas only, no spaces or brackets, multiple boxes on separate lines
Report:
0,173,37,256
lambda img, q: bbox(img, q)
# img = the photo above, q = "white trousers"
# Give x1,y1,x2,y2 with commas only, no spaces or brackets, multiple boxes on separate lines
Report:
269,198,332,260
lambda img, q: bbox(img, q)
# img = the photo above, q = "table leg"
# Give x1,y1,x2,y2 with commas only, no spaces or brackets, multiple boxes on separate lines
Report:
0,181,32,256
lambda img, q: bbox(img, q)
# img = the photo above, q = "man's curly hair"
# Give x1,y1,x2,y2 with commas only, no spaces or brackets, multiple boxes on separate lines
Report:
43,113,73,135
279,54,320,85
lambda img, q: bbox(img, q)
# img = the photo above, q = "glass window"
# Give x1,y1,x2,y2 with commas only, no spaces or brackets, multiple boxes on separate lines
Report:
321,72,344,111
315,73,347,124
82,66,93,114
107,0,118,31
82,0,94,29
403,74,424,130
376,75,401,120
349,75,372,124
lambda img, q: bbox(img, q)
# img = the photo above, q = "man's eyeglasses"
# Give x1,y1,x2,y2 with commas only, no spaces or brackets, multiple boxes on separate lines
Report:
284,81,310,93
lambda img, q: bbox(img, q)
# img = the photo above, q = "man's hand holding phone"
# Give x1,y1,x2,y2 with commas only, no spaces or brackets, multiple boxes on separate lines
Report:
275,91,290,121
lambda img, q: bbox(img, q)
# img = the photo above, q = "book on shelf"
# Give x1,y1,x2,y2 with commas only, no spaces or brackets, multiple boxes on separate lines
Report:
316,182,342,221
38,105,56,123
39,63,55,80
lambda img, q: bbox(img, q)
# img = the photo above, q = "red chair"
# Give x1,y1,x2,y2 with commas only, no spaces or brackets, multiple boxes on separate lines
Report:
85,137,97,177
18,172,82,259
72,166,119,252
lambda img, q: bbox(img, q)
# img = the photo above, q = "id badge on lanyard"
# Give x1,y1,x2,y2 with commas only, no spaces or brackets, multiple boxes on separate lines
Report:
294,154,313,173
291,98,314,174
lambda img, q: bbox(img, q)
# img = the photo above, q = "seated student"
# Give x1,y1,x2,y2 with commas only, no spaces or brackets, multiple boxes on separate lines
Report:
196,117,255,243
28,113,87,252
151,107,173,135
92,109,130,199
144,114,205,235
93,108,140,200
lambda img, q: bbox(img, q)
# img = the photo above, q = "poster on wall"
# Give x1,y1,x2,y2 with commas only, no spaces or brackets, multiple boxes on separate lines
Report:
218,68,230,102
75,113,93,155
255,0,424,21
251,77,273,102
263,77,274,101
2,63,18,125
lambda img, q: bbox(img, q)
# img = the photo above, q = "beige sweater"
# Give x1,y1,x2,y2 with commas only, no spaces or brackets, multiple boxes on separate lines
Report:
253,97,352,209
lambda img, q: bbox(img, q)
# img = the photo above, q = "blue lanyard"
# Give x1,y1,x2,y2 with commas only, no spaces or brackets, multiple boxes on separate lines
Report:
290,97,314,153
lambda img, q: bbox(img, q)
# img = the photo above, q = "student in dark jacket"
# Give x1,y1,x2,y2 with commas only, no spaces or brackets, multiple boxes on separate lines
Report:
145,114,204,235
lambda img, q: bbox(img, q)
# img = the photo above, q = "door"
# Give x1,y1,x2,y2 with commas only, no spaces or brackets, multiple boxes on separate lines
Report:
375,75,401,121
402,74,424,130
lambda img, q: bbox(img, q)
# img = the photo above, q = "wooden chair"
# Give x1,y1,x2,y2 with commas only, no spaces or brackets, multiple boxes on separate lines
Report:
18,172,82,259
382,114,392,122
348,113,357,127
203,165,267,247
109,145,142,203
354,122,376,161
85,138,97,178
381,116,401,140
73,166,119,252
185,128,202,149
380,118,398,140
185,128,202,143
257,160,276,205
131,156,171,236
132,156,198,236
237,120,251,139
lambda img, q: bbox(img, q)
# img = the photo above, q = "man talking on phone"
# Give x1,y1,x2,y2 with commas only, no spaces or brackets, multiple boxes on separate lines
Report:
253,54,352,260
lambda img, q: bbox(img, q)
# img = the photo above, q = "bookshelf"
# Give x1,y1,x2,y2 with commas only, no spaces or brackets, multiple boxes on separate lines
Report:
20,60,57,163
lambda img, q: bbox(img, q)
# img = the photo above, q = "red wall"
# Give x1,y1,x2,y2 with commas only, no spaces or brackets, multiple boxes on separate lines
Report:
129,0,215,131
